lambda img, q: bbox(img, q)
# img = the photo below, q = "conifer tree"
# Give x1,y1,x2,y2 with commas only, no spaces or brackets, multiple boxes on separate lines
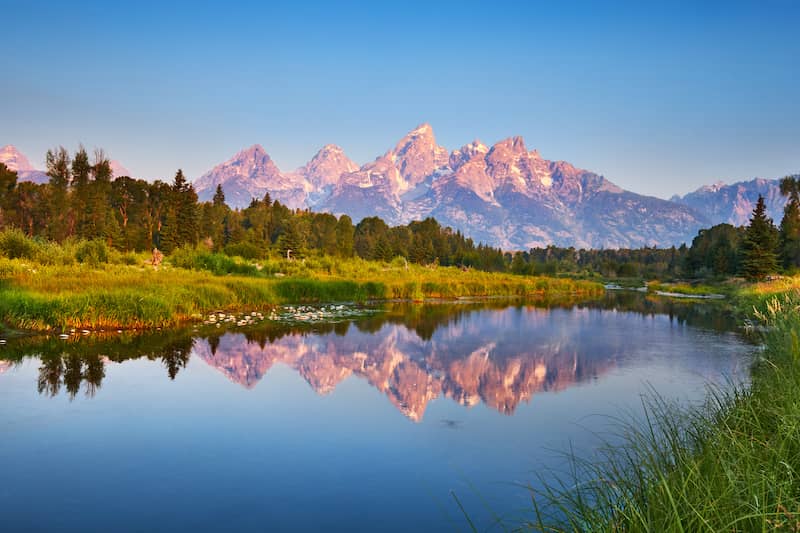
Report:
0,163,17,229
739,195,779,280
212,184,226,207
159,207,179,253
278,218,306,259
45,147,71,242
86,150,113,242
335,215,355,257
71,146,91,238
171,169,199,248
779,176,800,270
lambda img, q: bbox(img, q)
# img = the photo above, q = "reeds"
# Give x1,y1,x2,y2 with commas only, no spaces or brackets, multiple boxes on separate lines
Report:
0,237,604,330
526,290,800,531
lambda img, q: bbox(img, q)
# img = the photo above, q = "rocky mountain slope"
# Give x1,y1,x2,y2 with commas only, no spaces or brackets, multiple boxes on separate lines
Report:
0,145,48,183
194,125,711,248
6,136,794,250
672,178,789,227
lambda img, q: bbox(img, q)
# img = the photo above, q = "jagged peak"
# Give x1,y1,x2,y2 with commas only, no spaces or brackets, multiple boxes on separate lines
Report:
450,140,490,169
309,144,351,162
238,144,268,157
0,144,35,171
490,136,528,154
210,144,275,170
697,180,727,193
408,122,433,136
298,143,358,187
109,160,132,178
318,143,345,153
195,143,281,188
466,139,489,153
303,144,357,169
393,123,440,152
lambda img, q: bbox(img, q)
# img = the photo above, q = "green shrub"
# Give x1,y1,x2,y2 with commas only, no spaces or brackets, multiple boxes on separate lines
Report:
75,240,109,265
113,251,141,266
170,245,260,277
0,229,38,259
33,241,76,265
224,242,263,260
390,256,409,269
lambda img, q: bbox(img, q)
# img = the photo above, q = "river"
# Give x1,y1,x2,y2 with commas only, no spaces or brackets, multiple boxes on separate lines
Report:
0,293,755,531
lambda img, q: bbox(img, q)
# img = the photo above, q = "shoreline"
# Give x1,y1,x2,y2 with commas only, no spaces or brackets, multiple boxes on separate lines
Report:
532,279,800,530
0,260,604,334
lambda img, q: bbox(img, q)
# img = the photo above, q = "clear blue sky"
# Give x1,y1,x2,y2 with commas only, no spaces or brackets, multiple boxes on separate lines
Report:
2,0,798,198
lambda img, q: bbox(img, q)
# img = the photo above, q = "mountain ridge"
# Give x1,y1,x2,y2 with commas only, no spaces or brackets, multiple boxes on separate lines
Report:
193,124,714,249
672,177,790,227
4,134,794,250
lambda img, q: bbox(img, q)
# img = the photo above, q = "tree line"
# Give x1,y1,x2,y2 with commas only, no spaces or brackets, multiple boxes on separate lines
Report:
0,146,506,270
0,147,796,280
510,179,800,281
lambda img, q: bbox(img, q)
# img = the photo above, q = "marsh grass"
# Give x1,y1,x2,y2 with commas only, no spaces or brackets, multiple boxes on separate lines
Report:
524,290,800,532
647,281,726,297
0,240,603,330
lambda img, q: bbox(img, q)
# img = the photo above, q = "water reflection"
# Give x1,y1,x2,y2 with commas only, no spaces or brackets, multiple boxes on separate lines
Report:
3,332,195,399
0,294,747,418
194,310,624,421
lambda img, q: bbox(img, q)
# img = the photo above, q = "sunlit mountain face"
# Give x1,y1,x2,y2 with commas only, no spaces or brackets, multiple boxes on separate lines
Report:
0,296,745,422
191,124,709,249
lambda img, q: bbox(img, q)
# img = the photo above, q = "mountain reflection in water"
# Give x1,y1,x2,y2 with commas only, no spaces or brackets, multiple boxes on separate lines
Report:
0,293,746,422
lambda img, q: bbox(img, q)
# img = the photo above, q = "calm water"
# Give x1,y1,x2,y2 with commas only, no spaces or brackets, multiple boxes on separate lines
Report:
0,294,754,532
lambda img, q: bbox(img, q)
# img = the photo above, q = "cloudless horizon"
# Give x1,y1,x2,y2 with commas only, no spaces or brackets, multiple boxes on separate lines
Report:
2,0,798,198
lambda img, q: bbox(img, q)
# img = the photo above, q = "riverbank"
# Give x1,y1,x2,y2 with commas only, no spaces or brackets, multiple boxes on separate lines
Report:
530,277,800,531
0,256,603,332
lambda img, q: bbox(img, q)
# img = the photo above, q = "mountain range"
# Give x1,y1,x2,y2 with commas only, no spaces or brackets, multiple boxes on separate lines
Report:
190,124,793,249
2,130,794,249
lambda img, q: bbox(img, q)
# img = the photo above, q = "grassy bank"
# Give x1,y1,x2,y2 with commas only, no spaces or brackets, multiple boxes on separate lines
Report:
529,279,800,531
0,252,603,331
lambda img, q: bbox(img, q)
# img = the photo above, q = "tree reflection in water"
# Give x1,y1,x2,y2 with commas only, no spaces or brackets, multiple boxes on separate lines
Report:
1,293,747,410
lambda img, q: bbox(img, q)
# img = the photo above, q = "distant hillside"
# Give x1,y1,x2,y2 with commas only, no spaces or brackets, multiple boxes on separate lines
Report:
672,177,791,227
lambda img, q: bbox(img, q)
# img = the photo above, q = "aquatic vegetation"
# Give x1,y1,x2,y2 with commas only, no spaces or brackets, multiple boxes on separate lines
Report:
526,289,800,532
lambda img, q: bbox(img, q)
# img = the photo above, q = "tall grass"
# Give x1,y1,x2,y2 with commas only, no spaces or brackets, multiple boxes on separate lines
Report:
0,237,604,330
526,290,800,532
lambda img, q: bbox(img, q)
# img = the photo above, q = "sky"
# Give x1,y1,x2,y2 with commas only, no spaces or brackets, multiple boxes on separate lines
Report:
1,0,798,198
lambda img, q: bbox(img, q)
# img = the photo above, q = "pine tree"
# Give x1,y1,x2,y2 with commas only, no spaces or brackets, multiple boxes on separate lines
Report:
739,195,779,280
311,213,338,255
778,176,800,270
159,207,179,253
85,151,113,241
278,218,306,259
70,146,91,238
335,215,354,257
0,163,17,229
45,147,71,242
212,184,226,207
171,169,198,248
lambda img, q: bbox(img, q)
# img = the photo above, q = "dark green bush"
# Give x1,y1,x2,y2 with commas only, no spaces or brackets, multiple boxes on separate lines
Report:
75,240,110,265
0,229,38,259
170,245,260,276
223,242,262,260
